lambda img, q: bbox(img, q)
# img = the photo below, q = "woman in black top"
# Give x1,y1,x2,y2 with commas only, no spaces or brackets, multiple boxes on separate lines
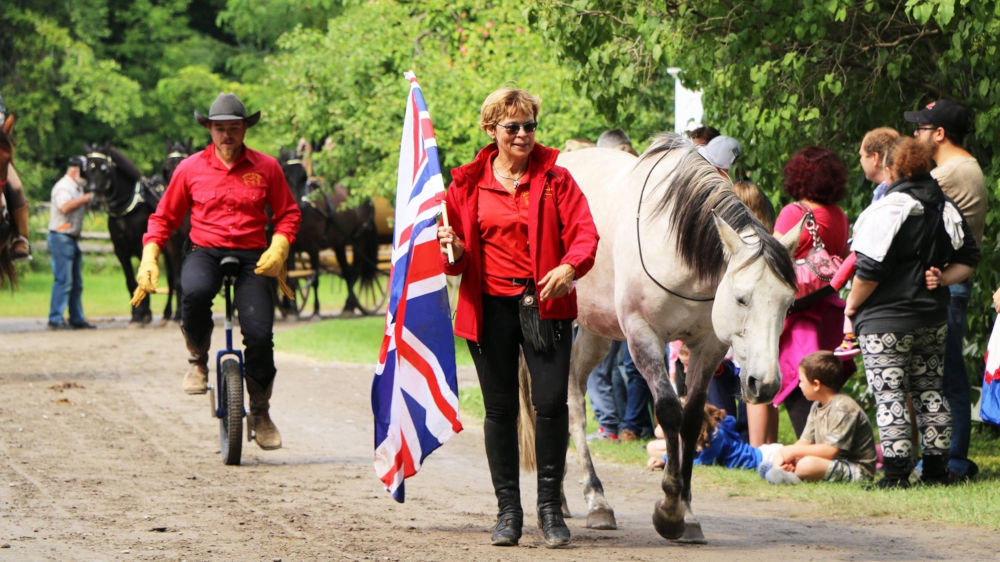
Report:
845,137,979,488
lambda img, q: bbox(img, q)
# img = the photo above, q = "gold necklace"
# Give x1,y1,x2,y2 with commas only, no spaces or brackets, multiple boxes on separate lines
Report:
492,163,526,189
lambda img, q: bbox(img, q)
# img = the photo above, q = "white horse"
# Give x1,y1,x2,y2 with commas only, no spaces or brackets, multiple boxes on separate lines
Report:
530,134,799,543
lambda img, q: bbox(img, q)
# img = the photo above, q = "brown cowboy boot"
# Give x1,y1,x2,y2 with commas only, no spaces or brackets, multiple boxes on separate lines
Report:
246,378,282,450
11,205,31,262
181,327,210,394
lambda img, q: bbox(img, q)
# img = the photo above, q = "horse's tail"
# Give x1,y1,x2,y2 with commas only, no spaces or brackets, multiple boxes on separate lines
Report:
517,352,537,472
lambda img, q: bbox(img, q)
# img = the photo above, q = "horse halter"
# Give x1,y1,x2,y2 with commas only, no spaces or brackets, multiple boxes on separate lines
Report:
635,149,715,302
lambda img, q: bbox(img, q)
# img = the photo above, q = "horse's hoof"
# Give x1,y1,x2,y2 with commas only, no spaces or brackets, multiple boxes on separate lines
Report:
652,501,684,540
127,321,145,329
585,508,617,530
671,521,706,544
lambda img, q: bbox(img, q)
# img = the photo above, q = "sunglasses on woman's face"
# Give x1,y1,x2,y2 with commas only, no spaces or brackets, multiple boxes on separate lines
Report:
495,121,538,135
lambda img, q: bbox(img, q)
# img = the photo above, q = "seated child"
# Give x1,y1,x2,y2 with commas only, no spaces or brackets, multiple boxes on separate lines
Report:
646,404,781,471
761,350,877,485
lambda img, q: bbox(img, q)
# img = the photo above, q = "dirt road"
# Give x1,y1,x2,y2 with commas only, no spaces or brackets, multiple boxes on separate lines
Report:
1,320,995,560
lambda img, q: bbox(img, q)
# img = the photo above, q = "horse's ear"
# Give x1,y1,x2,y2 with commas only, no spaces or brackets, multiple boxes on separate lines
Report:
186,137,193,150
778,216,804,256
1,114,12,136
164,138,171,151
712,212,742,258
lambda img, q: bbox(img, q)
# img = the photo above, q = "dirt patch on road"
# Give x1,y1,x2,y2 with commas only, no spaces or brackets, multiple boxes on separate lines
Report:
0,321,995,560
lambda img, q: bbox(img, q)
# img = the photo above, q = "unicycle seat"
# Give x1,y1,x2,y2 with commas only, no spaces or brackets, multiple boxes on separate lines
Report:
220,255,240,280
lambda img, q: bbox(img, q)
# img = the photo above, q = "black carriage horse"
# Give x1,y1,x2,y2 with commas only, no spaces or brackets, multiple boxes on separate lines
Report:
83,143,181,324
279,149,380,317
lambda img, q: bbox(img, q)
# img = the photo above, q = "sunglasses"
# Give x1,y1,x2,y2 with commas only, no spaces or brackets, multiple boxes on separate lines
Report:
494,121,538,134
914,125,938,133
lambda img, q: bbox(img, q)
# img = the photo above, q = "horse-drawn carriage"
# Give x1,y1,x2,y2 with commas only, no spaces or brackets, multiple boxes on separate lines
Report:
279,149,393,318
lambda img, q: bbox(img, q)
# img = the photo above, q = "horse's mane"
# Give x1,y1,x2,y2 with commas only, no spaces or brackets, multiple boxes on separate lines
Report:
639,133,796,288
105,146,143,182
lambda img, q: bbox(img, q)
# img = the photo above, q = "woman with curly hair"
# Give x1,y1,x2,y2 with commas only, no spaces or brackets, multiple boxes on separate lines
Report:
748,147,853,445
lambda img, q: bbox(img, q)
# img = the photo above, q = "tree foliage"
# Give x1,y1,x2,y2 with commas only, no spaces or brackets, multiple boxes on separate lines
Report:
263,0,606,199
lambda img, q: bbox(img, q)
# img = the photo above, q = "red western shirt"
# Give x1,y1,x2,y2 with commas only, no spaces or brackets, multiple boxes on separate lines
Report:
477,158,532,297
144,144,300,249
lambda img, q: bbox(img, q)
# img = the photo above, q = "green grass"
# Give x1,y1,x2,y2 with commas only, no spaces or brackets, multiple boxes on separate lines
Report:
274,315,475,367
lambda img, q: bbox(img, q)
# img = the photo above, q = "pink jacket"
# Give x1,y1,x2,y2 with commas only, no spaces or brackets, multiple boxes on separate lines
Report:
442,143,599,342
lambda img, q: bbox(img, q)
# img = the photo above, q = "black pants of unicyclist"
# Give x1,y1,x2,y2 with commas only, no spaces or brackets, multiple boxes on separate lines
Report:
181,247,276,389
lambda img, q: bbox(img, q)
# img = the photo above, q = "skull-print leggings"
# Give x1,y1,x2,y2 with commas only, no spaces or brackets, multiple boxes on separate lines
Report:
859,324,951,460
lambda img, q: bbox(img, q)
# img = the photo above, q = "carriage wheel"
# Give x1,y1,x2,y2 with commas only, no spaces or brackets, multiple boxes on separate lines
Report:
355,269,390,315
219,358,244,466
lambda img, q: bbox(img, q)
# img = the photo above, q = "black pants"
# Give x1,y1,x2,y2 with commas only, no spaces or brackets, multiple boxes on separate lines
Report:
181,247,276,388
470,295,572,423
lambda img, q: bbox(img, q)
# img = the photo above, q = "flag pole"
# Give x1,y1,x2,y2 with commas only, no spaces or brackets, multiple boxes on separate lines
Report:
440,201,455,264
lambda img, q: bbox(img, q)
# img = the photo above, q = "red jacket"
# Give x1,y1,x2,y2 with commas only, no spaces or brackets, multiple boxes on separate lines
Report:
443,143,599,342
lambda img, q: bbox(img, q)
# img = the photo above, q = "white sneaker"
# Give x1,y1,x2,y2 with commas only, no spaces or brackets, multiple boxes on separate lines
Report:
765,467,802,485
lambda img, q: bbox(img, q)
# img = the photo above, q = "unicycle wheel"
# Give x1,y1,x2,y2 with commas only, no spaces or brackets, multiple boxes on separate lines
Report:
219,358,244,465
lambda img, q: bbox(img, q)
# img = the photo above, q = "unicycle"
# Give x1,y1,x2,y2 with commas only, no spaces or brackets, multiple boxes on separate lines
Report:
211,255,245,465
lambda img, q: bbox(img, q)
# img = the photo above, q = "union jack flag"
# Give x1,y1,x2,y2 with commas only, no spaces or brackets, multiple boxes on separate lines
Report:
372,71,462,502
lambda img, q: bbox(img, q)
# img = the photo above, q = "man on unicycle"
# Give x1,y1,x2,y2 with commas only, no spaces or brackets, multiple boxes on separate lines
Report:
131,92,301,451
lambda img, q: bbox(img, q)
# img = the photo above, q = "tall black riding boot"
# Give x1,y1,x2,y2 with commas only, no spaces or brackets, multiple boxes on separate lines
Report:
874,456,912,489
484,417,522,546
535,412,570,548
920,454,949,486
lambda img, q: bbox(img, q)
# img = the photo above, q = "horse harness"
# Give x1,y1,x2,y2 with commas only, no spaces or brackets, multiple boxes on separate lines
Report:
88,151,146,218
635,149,715,302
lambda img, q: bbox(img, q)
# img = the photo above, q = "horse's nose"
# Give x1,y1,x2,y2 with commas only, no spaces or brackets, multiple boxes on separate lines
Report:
744,371,780,404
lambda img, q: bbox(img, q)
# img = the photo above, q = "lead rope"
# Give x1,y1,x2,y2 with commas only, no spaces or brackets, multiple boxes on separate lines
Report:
635,150,715,302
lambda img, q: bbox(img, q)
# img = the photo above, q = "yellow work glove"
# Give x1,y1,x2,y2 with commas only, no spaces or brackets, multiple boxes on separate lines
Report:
255,233,294,300
130,243,160,307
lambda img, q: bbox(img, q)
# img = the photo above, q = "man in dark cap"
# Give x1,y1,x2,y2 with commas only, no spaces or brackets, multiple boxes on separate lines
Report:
904,98,985,482
131,92,301,450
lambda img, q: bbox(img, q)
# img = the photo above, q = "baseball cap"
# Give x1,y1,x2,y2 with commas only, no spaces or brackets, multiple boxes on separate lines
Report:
903,99,970,138
697,135,742,170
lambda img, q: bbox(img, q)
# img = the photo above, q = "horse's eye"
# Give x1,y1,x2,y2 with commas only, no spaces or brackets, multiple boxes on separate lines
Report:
736,296,749,307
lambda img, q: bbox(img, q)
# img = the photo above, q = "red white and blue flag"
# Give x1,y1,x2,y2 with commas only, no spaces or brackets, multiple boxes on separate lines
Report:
372,71,462,502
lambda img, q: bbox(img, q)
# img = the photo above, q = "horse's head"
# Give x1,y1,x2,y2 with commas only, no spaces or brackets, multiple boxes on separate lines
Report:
0,114,13,185
82,143,115,199
711,213,801,403
162,138,192,183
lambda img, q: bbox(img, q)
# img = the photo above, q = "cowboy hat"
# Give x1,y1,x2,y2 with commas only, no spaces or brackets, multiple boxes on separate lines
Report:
194,93,261,127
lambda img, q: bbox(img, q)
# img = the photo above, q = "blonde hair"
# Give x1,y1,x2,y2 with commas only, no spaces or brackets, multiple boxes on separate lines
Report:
479,88,541,131
732,180,775,231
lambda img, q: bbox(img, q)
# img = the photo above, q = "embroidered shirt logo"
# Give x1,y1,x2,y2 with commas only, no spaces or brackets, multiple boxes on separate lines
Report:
241,172,265,186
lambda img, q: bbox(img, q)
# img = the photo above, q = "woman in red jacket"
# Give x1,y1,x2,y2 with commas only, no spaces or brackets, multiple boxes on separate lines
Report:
436,88,598,548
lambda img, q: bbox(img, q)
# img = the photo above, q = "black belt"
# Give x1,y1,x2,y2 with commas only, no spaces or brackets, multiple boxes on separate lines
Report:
49,230,79,239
